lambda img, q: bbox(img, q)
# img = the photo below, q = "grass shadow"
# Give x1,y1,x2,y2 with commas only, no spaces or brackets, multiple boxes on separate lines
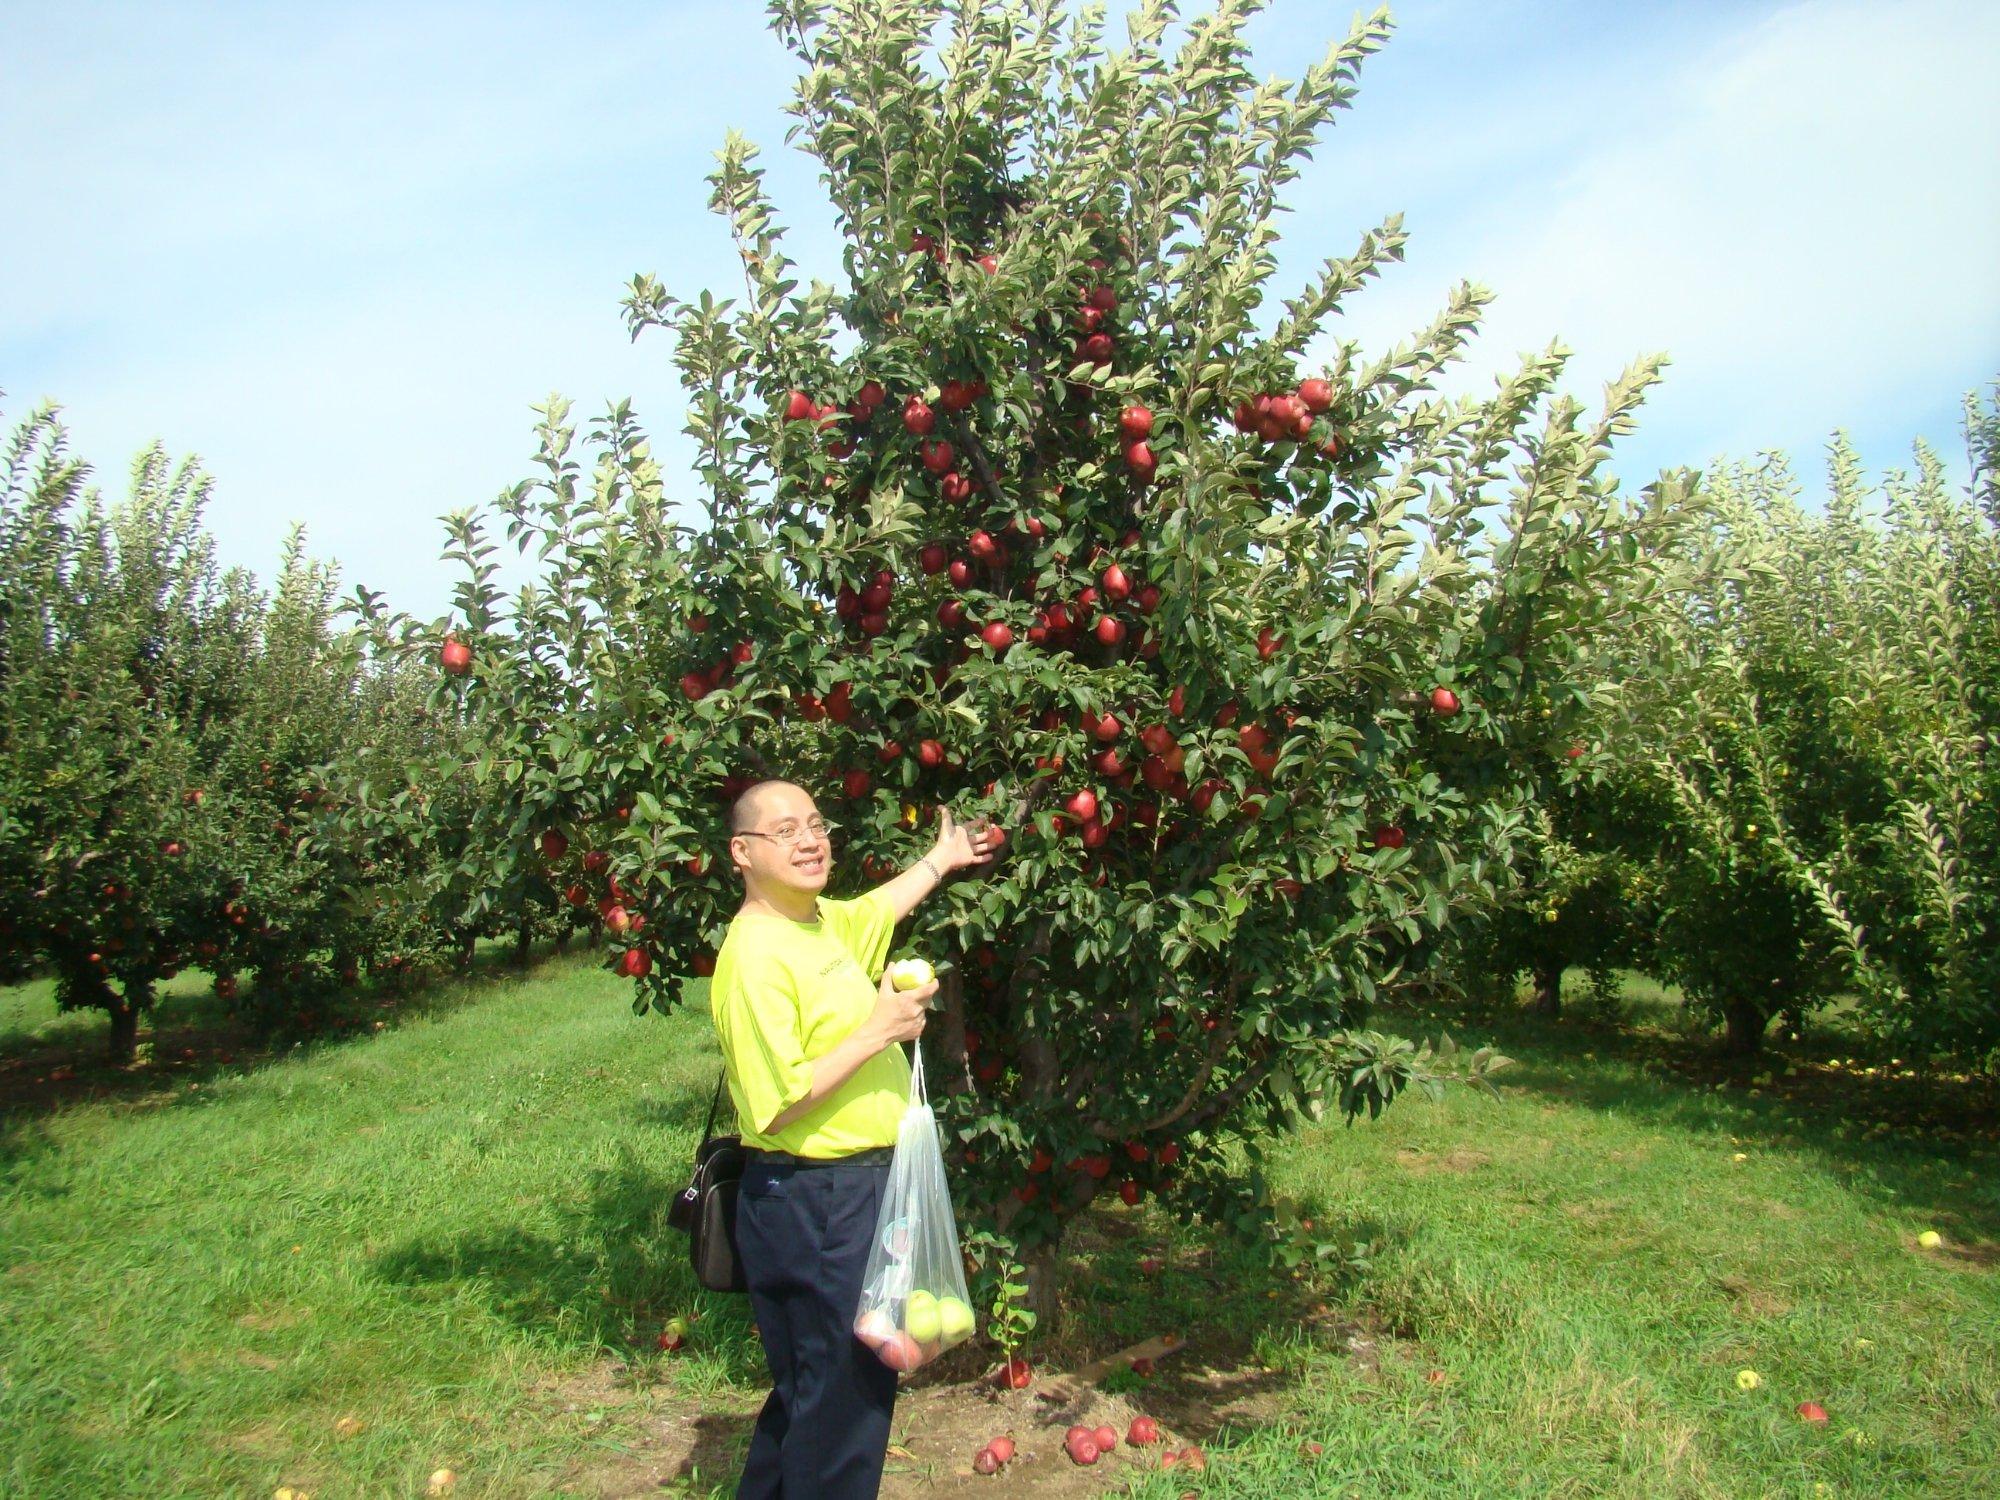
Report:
1379,982,2000,1247
366,1122,769,1388
0,940,574,1124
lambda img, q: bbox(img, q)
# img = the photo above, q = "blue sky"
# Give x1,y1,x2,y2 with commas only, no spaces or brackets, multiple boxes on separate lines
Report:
4,0,1996,620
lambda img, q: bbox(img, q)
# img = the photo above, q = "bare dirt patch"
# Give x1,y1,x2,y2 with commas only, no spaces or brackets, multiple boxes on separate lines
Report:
234,1304,309,1332
551,1306,1383,1496
1395,1145,1490,1176
1713,1273,1792,1320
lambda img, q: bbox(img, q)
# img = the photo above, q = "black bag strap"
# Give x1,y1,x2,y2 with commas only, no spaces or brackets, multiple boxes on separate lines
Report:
699,1067,730,1144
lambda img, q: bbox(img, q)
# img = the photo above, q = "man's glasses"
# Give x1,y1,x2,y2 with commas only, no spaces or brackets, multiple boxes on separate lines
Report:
737,818,836,848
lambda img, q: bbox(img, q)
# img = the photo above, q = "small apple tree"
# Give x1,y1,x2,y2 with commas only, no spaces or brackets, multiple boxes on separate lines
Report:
1448,768,1663,1017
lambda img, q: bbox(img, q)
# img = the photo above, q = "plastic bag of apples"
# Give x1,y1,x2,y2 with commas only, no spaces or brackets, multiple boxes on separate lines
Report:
852,1041,975,1371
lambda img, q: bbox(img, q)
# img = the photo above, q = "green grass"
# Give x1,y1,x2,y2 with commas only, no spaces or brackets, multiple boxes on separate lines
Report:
3,960,1995,1497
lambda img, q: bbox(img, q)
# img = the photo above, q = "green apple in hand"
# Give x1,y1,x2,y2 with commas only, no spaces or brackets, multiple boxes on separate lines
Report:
889,958,935,991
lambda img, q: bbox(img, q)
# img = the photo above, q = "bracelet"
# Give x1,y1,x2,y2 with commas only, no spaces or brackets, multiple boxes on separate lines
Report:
921,855,943,882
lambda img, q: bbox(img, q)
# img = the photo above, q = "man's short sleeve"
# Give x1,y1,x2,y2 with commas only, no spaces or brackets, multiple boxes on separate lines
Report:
821,889,896,977
714,953,812,1136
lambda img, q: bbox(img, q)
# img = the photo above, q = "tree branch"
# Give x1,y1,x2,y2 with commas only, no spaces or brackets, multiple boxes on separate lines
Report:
1180,1037,1279,1136
945,410,1009,513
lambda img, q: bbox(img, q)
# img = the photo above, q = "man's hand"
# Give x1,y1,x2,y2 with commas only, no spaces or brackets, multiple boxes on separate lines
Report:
931,806,1005,875
865,964,936,1048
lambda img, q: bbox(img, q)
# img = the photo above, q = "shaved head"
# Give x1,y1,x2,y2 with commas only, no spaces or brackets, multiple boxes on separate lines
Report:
730,779,810,835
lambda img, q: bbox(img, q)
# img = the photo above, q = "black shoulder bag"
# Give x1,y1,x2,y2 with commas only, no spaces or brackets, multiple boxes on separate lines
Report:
666,1069,749,1293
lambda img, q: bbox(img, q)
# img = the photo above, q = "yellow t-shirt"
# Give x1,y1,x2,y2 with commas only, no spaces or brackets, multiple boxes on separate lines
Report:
709,890,911,1157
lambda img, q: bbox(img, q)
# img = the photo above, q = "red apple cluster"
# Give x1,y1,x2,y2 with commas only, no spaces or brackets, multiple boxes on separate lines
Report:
678,636,755,702
1232,376,1341,457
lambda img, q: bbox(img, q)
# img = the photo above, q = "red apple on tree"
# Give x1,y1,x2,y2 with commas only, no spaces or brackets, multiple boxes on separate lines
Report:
1119,404,1153,441
1430,686,1461,716
440,636,473,676
903,396,935,435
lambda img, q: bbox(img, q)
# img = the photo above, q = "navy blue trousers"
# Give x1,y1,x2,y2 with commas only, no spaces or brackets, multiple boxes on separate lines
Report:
734,1155,898,1499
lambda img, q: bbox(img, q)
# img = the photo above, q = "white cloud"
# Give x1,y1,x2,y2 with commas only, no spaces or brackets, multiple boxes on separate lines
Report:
1319,0,2000,478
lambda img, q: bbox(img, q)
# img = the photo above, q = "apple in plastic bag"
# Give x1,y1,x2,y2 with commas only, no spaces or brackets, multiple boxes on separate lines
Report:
854,1308,896,1350
938,1295,976,1346
905,1290,943,1344
878,1330,925,1371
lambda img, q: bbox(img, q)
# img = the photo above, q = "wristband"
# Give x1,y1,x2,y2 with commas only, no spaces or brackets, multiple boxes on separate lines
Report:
921,855,944,882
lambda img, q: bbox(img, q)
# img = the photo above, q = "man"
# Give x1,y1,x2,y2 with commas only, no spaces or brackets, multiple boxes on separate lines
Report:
711,778,1003,1500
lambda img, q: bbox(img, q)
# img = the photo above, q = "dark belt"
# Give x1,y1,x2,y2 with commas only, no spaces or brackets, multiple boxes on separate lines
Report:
745,1146,894,1169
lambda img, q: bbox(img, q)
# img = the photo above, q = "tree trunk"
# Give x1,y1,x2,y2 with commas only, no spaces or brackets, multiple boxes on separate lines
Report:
106,995,140,1066
1019,1239,1062,1331
1722,998,1766,1056
513,916,533,967
1529,958,1564,1017
554,927,570,955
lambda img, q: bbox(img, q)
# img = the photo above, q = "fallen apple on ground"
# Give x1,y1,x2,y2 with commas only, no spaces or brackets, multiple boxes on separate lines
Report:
657,1316,690,1352
1127,1416,1159,1445
996,1357,1032,1389
1797,1401,1829,1424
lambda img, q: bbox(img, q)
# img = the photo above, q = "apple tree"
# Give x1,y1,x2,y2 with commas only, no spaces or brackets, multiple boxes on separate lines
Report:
1447,767,1663,1017
393,0,1689,1314
1630,404,1998,1062
0,400,452,1059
